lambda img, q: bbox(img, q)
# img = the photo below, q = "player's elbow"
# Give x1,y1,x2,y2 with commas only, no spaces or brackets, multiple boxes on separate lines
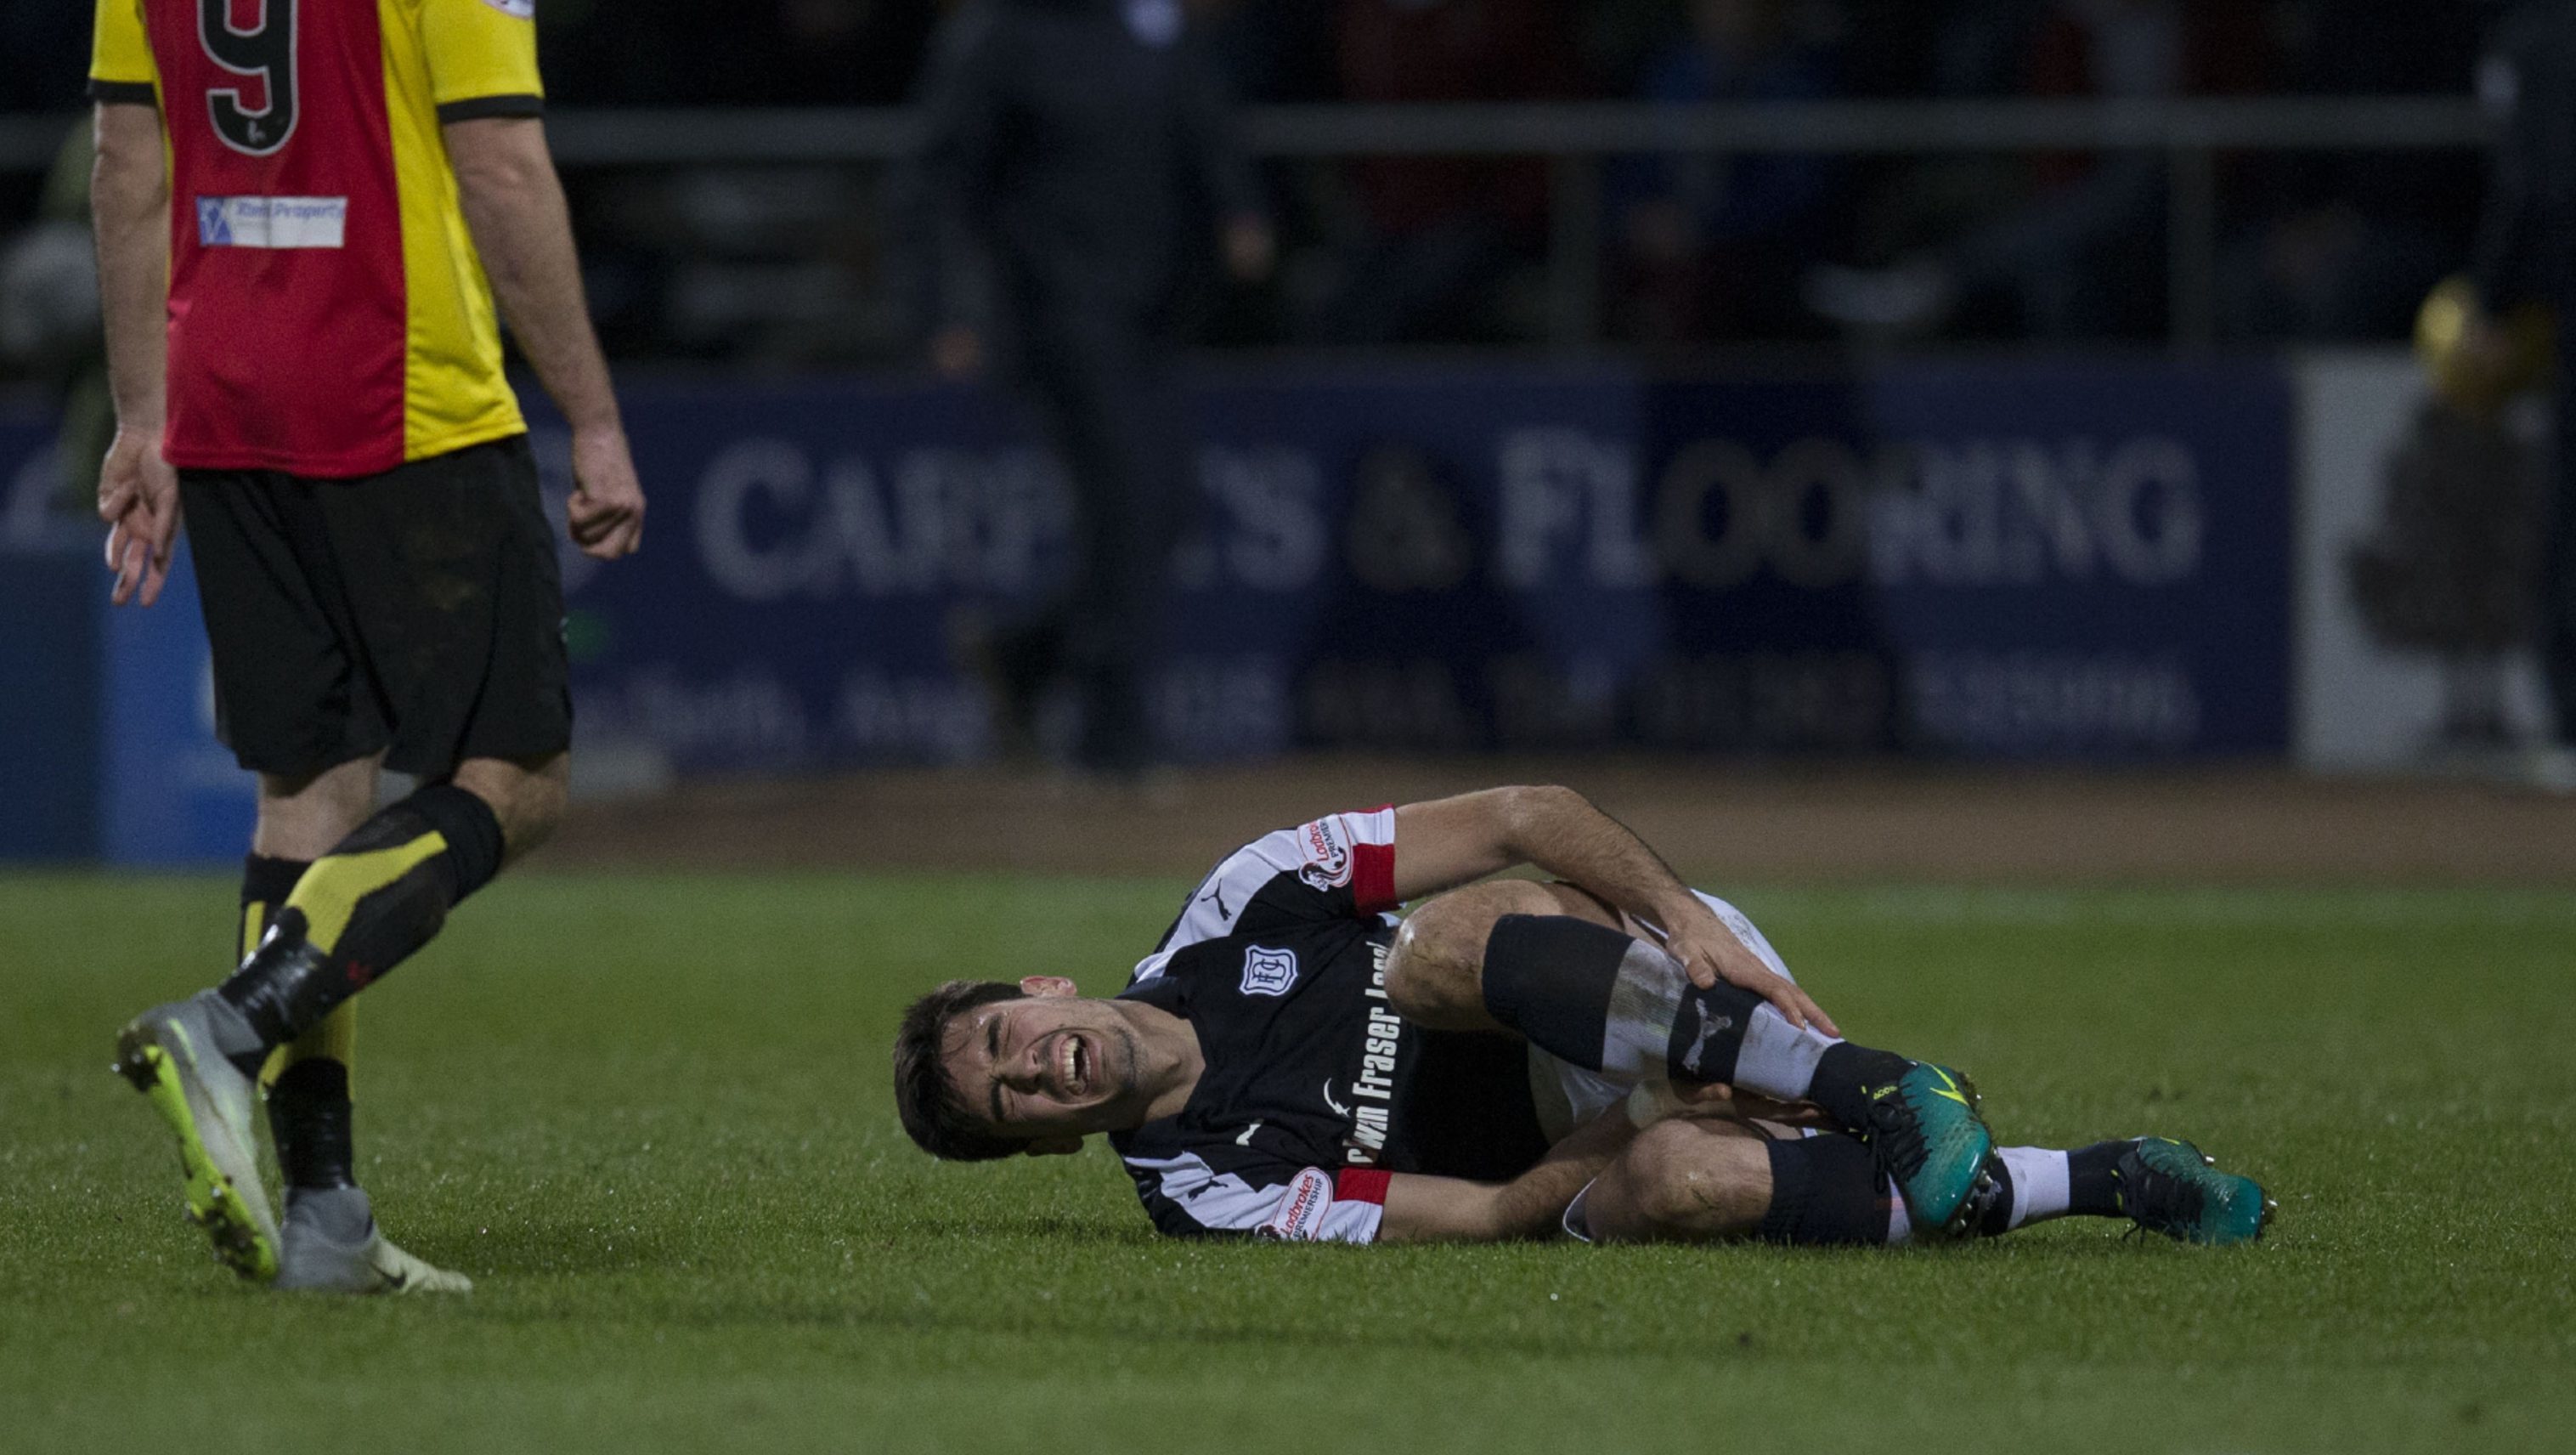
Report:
1497,782,1585,822
90,127,152,179
1489,783,1587,848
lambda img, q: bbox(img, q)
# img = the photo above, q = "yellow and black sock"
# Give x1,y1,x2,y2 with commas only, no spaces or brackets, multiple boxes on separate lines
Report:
242,852,367,1191
238,853,307,968
216,784,504,1068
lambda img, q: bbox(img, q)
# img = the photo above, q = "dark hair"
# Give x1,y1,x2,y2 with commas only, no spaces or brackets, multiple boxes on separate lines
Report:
892,979,1031,1162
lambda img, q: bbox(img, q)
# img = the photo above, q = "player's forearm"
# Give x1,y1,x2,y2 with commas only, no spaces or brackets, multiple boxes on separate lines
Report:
1492,1111,1638,1237
1379,1109,1636,1243
90,104,169,433
446,118,622,435
1494,787,1701,930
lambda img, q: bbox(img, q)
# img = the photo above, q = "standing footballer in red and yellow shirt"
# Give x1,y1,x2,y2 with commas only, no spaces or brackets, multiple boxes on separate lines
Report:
91,0,646,1294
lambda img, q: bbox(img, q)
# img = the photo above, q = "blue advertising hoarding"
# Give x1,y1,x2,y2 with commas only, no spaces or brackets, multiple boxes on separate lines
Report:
98,545,259,863
0,416,256,864
0,357,2296,863
550,358,2291,769
0,540,99,858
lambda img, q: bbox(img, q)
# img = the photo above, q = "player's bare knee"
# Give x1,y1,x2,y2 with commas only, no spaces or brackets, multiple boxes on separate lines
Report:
451,753,568,863
1383,913,1472,1025
1616,1119,1771,1237
1579,1124,1698,1243
253,754,382,858
1388,884,1529,1028
502,754,571,858
1388,880,1565,1028
1622,1121,1710,1227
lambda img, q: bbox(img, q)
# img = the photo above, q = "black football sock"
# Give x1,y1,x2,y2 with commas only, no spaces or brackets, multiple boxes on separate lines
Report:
270,1056,358,1192
215,783,503,1069
1478,914,1909,1129
2067,1140,2130,1216
1756,1133,1893,1247
1804,1042,1918,1133
1968,1143,2133,1236
1970,1152,2019,1237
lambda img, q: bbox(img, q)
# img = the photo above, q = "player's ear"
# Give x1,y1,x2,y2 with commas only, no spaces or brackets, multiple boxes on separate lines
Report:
1020,975,1078,999
1024,1135,1085,1158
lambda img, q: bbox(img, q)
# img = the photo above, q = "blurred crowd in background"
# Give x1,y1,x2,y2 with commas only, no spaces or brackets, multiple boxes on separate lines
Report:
0,0,2506,373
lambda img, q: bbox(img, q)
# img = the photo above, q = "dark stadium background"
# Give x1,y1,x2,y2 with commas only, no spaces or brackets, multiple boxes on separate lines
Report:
3,1,2567,868
0,2,2503,363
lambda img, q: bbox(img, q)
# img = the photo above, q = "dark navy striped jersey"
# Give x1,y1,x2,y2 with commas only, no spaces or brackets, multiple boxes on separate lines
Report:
1110,808,1549,1242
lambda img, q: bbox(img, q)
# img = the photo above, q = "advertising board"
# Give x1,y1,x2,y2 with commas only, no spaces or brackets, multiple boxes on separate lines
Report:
554,359,2293,769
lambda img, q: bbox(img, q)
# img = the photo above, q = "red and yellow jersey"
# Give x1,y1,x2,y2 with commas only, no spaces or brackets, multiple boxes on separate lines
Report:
89,0,543,478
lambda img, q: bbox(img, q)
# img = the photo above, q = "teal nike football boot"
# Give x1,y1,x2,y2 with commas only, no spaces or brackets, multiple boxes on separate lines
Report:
1862,1062,1995,1233
2116,1137,2275,1246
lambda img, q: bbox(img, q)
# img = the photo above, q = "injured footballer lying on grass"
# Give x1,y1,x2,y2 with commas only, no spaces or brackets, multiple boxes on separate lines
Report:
893,786,2276,1247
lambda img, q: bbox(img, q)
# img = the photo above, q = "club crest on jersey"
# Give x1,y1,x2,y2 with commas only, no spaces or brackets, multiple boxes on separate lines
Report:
1296,818,1353,891
1240,945,1298,997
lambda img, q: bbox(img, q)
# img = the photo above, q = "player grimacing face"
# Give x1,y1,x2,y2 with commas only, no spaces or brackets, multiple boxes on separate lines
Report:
941,979,1148,1146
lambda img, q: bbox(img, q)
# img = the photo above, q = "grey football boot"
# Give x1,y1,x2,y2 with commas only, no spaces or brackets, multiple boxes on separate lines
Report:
275,1187,473,1294
114,991,281,1281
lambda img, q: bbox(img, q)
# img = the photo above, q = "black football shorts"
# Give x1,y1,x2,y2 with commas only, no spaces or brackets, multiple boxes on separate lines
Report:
179,433,571,780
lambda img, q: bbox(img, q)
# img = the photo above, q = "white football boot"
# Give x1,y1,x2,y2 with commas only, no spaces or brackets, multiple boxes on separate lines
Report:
274,1188,473,1294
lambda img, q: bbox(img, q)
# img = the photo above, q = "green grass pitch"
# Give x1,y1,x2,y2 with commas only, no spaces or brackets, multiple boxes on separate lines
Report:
3,872,2570,1453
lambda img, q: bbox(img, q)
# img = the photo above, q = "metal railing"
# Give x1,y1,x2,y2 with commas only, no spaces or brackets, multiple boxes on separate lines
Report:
2,97,2492,348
